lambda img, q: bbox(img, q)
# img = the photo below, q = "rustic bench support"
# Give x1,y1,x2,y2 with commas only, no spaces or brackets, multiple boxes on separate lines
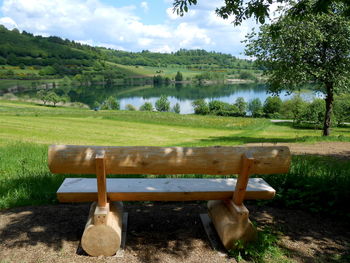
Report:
208,153,257,250
81,153,123,257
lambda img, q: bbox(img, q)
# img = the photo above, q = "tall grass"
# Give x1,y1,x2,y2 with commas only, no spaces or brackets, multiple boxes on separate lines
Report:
261,155,350,218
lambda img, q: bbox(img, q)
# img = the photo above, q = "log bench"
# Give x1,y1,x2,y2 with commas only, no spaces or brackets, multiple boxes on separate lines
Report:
48,145,291,256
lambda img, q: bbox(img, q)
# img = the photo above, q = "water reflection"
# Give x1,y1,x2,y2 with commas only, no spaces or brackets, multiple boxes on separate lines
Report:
18,82,320,114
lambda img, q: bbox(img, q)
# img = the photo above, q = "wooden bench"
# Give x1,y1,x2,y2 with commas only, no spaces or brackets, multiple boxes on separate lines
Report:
49,145,291,256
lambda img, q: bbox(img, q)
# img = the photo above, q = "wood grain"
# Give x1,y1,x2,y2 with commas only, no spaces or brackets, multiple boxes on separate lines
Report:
48,145,291,175
56,178,276,202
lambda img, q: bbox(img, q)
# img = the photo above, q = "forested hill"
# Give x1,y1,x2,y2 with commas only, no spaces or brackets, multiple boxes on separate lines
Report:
0,25,256,77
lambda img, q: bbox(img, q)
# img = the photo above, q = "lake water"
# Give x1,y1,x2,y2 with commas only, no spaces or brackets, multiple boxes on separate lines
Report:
14,82,320,114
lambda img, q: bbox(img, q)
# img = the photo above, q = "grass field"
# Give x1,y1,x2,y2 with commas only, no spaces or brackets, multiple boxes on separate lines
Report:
0,99,350,210
0,99,349,263
1,100,349,147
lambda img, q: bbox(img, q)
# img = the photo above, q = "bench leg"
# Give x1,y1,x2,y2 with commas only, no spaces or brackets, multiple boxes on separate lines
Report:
81,201,123,256
207,200,256,250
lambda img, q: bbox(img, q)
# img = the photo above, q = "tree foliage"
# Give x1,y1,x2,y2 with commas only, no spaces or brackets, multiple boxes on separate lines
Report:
155,95,170,112
173,0,350,25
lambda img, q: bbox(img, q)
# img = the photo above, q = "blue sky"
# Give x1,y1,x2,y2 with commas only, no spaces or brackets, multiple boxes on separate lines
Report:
0,0,260,57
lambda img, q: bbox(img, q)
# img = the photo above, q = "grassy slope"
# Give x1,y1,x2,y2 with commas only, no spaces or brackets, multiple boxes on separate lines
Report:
1,100,349,147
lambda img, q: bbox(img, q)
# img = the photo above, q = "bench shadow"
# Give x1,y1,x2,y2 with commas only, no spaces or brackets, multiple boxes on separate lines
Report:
0,202,217,262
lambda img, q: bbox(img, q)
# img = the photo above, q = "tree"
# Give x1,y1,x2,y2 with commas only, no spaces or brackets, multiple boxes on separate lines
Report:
192,99,209,115
175,71,183,82
248,98,263,117
46,91,61,107
263,96,282,118
234,97,247,117
245,8,350,135
101,96,120,110
140,102,153,111
173,0,350,25
155,95,170,112
37,90,48,105
281,95,308,124
172,103,181,114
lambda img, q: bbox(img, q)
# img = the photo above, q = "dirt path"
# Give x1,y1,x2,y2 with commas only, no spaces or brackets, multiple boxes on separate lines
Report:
0,203,349,263
246,142,350,159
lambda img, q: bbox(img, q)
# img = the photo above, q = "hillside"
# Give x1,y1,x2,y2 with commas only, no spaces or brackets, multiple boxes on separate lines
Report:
0,25,260,82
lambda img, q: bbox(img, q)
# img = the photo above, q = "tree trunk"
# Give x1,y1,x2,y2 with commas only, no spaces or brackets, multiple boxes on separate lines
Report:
323,82,334,136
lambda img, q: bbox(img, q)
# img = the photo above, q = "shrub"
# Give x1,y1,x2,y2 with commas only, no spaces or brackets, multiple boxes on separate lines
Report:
175,71,183,81
208,100,239,116
235,97,247,117
192,99,209,115
139,102,153,111
238,71,257,81
263,96,282,118
101,96,120,110
280,95,307,124
2,93,17,100
155,95,170,112
303,98,325,128
125,104,137,111
248,98,263,117
172,103,180,114
333,94,350,126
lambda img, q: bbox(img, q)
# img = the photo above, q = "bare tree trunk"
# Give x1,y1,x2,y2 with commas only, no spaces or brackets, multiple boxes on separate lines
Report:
323,82,334,136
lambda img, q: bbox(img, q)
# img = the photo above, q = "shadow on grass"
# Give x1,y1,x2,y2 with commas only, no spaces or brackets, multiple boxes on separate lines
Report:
185,133,350,147
249,204,350,263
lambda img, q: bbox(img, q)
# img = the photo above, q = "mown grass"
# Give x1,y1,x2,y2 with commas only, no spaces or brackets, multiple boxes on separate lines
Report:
1,100,349,147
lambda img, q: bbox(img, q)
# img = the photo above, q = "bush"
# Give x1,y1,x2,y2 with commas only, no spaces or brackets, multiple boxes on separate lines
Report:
280,95,307,124
125,104,137,111
155,95,170,112
192,99,209,115
172,103,180,114
2,93,17,100
235,97,247,117
238,71,257,81
248,98,263,117
175,71,183,82
101,96,120,110
139,102,153,111
333,94,350,126
263,96,282,118
208,100,239,116
303,98,325,128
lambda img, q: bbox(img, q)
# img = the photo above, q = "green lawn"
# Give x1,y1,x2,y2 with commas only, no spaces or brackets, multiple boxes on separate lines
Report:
1,100,349,147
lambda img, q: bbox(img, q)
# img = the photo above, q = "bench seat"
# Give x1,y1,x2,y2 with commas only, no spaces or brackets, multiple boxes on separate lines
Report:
57,178,275,202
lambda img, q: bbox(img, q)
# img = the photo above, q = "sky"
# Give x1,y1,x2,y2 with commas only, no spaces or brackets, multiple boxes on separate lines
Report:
0,0,261,57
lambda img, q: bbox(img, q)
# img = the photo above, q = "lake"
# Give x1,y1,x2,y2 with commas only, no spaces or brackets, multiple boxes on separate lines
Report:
4,82,320,114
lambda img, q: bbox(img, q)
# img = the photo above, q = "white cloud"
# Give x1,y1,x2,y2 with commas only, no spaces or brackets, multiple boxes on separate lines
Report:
0,16,17,29
140,1,149,13
0,0,256,57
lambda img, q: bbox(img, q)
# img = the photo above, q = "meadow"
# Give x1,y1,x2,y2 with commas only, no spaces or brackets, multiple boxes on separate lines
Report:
0,99,349,214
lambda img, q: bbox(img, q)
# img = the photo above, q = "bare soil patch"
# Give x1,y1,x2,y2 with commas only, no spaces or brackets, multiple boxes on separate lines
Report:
0,202,349,263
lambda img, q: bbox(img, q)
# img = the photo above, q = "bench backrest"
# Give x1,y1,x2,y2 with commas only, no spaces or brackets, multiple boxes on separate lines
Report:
48,145,290,175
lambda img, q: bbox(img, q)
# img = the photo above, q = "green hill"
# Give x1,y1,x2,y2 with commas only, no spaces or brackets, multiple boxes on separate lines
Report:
0,25,260,82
